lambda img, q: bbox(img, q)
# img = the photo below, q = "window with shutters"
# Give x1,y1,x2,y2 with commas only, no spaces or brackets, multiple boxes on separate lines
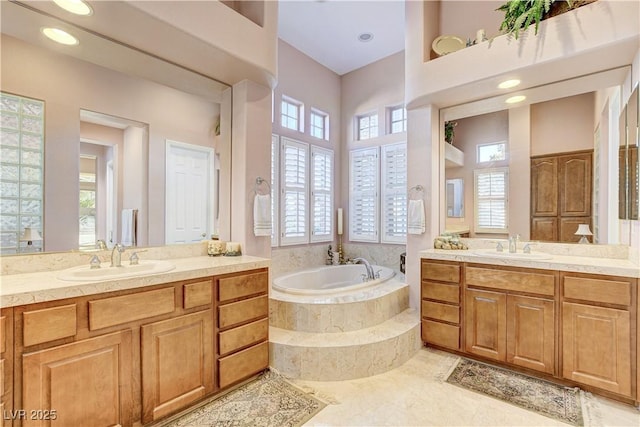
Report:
310,146,333,242
474,167,509,233
357,112,378,141
271,134,280,247
380,143,407,243
349,147,379,242
280,137,308,245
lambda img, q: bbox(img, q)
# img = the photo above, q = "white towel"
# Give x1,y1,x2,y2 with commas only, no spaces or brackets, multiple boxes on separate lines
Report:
408,199,426,234
121,209,137,246
253,194,272,237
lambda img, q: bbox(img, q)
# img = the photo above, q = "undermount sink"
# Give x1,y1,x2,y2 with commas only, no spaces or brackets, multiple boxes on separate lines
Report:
57,260,176,282
472,248,554,261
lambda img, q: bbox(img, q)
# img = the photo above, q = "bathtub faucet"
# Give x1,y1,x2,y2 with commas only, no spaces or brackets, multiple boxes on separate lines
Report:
353,257,375,281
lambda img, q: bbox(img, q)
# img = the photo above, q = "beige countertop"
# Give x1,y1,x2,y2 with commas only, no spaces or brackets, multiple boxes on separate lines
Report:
420,248,640,278
0,255,270,308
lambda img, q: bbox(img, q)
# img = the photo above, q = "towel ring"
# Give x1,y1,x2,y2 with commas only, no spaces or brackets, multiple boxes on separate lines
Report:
255,177,271,195
409,184,424,199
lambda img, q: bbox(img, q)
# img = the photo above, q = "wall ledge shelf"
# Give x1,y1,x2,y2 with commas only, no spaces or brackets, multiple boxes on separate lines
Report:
406,0,639,110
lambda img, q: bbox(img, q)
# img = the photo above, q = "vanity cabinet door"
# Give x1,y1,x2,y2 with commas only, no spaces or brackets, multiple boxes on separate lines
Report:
506,295,555,374
22,330,133,427
562,302,631,397
141,309,214,424
464,289,506,361
0,310,13,427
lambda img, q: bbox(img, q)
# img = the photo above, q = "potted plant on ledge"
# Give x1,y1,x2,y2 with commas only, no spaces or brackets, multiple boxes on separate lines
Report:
497,0,598,39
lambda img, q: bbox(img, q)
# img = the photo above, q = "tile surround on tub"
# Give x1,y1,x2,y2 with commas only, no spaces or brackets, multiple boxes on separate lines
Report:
271,243,405,279
270,279,409,332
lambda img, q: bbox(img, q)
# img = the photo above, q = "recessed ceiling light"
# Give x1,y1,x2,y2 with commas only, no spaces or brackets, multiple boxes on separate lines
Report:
505,95,526,104
498,79,521,89
52,0,93,16
358,33,374,42
42,27,79,46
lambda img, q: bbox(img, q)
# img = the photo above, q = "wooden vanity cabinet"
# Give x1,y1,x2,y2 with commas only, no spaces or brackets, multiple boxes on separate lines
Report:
464,265,557,375
215,269,269,389
420,260,462,351
561,272,636,398
1,309,13,427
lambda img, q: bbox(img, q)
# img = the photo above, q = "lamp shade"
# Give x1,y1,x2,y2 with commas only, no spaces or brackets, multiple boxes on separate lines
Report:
574,224,593,236
20,227,42,242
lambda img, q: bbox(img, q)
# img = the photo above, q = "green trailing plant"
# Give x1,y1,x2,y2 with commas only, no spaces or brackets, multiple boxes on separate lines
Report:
497,0,573,39
444,121,457,144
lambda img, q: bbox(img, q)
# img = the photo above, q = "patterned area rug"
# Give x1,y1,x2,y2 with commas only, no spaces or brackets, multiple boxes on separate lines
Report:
447,359,583,426
162,370,326,427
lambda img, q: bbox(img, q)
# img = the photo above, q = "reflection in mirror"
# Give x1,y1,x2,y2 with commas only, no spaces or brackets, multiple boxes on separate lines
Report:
446,179,464,218
0,2,231,255
441,67,630,244
619,86,638,221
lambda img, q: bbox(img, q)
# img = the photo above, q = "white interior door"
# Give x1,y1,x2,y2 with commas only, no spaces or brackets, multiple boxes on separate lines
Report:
166,140,214,244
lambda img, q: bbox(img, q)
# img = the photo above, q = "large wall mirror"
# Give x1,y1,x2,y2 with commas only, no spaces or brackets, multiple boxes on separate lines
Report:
619,85,639,221
1,1,232,255
441,67,635,244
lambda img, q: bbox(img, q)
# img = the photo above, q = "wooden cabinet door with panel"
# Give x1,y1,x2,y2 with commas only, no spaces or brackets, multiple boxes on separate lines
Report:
21,330,133,427
531,157,558,217
558,153,592,217
1,310,13,427
464,289,506,361
562,302,631,397
141,309,214,424
506,295,555,374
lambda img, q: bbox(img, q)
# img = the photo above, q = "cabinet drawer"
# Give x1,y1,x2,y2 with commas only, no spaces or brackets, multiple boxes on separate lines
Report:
218,271,268,302
89,287,175,331
183,280,213,309
563,275,632,306
466,266,555,296
218,295,268,329
422,301,459,324
23,304,77,347
421,281,459,304
219,318,269,356
422,320,459,350
218,341,269,389
421,261,460,283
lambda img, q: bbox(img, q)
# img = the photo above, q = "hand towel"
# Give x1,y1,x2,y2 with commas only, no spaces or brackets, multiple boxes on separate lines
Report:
408,199,426,235
121,208,137,246
253,194,272,237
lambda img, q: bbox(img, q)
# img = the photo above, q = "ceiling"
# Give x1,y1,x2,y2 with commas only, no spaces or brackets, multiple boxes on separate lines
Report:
277,0,406,76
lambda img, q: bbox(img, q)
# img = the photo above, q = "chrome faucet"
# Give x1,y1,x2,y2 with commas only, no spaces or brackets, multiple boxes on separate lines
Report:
111,243,125,267
353,257,375,281
96,239,107,250
508,234,520,253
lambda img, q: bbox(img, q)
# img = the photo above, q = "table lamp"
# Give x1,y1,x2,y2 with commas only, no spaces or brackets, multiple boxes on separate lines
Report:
20,227,42,251
575,224,592,244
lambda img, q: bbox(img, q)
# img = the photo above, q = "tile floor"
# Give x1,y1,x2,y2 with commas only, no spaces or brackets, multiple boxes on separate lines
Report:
289,347,640,426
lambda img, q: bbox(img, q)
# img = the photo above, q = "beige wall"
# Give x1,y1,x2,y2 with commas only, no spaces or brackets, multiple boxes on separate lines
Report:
2,35,220,251
439,0,505,43
531,92,596,156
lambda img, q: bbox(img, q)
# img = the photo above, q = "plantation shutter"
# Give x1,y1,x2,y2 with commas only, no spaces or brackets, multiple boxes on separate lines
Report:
349,147,379,242
474,167,508,233
381,142,407,243
280,137,309,245
271,134,279,247
310,146,333,242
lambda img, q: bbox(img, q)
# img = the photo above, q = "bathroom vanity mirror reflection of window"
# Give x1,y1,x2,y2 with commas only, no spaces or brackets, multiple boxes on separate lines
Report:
446,178,464,218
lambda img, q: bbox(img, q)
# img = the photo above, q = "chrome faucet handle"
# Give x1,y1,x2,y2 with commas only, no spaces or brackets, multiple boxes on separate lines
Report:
374,269,382,279
496,242,504,252
523,243,535,254
360,273,368,282
129,252,140,265
90,255,101,269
